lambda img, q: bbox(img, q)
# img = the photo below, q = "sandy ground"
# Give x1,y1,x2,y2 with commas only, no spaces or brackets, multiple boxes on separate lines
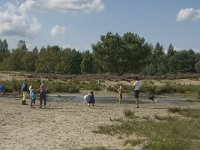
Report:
0,94,199,150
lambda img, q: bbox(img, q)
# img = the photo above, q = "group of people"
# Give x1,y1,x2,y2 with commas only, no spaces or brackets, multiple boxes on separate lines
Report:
83,76,141,108
20,77,141,108
118,76,141,108
21,79,48,109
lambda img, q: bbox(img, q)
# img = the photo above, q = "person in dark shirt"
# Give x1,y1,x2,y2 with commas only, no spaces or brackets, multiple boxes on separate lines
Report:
21,79,29,105
87,91,95,106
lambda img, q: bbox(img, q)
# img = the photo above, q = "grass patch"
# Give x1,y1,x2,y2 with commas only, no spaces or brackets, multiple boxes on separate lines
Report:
77,147,109,150
123,109,136,119
154,114,176,121
168,107,181,113
124,139,145,146
169,107,200,119
95,109,200,150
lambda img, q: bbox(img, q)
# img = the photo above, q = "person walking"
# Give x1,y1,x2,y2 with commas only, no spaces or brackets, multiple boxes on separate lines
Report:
133,77,141,108
39,80,48,108
21,79,29,105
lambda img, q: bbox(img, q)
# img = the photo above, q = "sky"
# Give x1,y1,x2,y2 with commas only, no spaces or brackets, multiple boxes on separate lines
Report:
0,0,200,52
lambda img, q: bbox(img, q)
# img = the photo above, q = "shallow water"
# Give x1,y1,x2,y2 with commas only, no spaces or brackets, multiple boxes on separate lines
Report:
3,93,195,104
47,95,194,104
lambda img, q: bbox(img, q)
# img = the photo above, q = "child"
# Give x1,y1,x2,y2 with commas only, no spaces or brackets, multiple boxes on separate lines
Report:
30,89,36,108
87,91,95,106
118,84,122,104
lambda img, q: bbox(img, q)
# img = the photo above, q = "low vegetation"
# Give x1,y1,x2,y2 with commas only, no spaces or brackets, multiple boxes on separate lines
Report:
93,108,200,150
1,73,200,99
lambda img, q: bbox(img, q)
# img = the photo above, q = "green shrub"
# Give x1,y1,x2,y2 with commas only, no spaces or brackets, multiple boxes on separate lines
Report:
107,84,132,93
123,109,136,119
48,82,80,93
140,80,156,93
168,107,181,113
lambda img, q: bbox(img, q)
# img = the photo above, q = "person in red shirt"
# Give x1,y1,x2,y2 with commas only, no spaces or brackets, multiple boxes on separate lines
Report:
39,80,48,108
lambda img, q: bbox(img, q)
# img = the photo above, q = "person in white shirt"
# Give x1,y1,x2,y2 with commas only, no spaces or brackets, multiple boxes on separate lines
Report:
133,77,141,108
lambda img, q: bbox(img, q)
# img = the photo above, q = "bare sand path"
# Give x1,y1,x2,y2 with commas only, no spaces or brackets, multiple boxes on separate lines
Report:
0,96,199,150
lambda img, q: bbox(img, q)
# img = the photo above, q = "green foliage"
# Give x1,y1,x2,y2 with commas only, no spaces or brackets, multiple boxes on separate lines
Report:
0,39,9,70
81,50,96,74
0,36,200,76
6,48,27,71
92,32,152,75
79,81,102,91
36,46,61,73
107,84,132,93
168,49,196,73
195,61,200,73
48,82,79,93
1,80,22,92
22,51,38,72
70,49,82,74
155,82,200,94
140,80,156,93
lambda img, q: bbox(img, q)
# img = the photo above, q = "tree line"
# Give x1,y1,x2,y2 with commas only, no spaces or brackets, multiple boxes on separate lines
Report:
1,32,200,75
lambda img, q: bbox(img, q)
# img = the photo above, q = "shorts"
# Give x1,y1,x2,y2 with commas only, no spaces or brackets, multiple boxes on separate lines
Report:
31,99,35,103
134,90,139,98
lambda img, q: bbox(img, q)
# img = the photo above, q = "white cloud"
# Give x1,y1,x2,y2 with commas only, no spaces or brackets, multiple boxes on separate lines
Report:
177,8,200,21
19,0,40,15
45,0,105,13
51,25,66,38
0,0,105,38
0,2,42,38
18,0,105,14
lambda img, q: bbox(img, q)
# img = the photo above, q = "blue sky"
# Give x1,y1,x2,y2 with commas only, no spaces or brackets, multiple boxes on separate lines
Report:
0,0,200,52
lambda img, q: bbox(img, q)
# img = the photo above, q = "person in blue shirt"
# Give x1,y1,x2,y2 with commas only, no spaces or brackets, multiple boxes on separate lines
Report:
0,84,4,95
30,89,36,108
87,91,95,106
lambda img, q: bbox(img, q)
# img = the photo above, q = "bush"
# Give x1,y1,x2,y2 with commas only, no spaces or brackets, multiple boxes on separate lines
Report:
107,84,132,93
140,80,156,94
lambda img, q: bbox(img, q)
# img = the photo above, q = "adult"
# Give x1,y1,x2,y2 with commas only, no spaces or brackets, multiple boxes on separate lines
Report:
21,79,29,105
133,77,141,108
39,80,48,108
